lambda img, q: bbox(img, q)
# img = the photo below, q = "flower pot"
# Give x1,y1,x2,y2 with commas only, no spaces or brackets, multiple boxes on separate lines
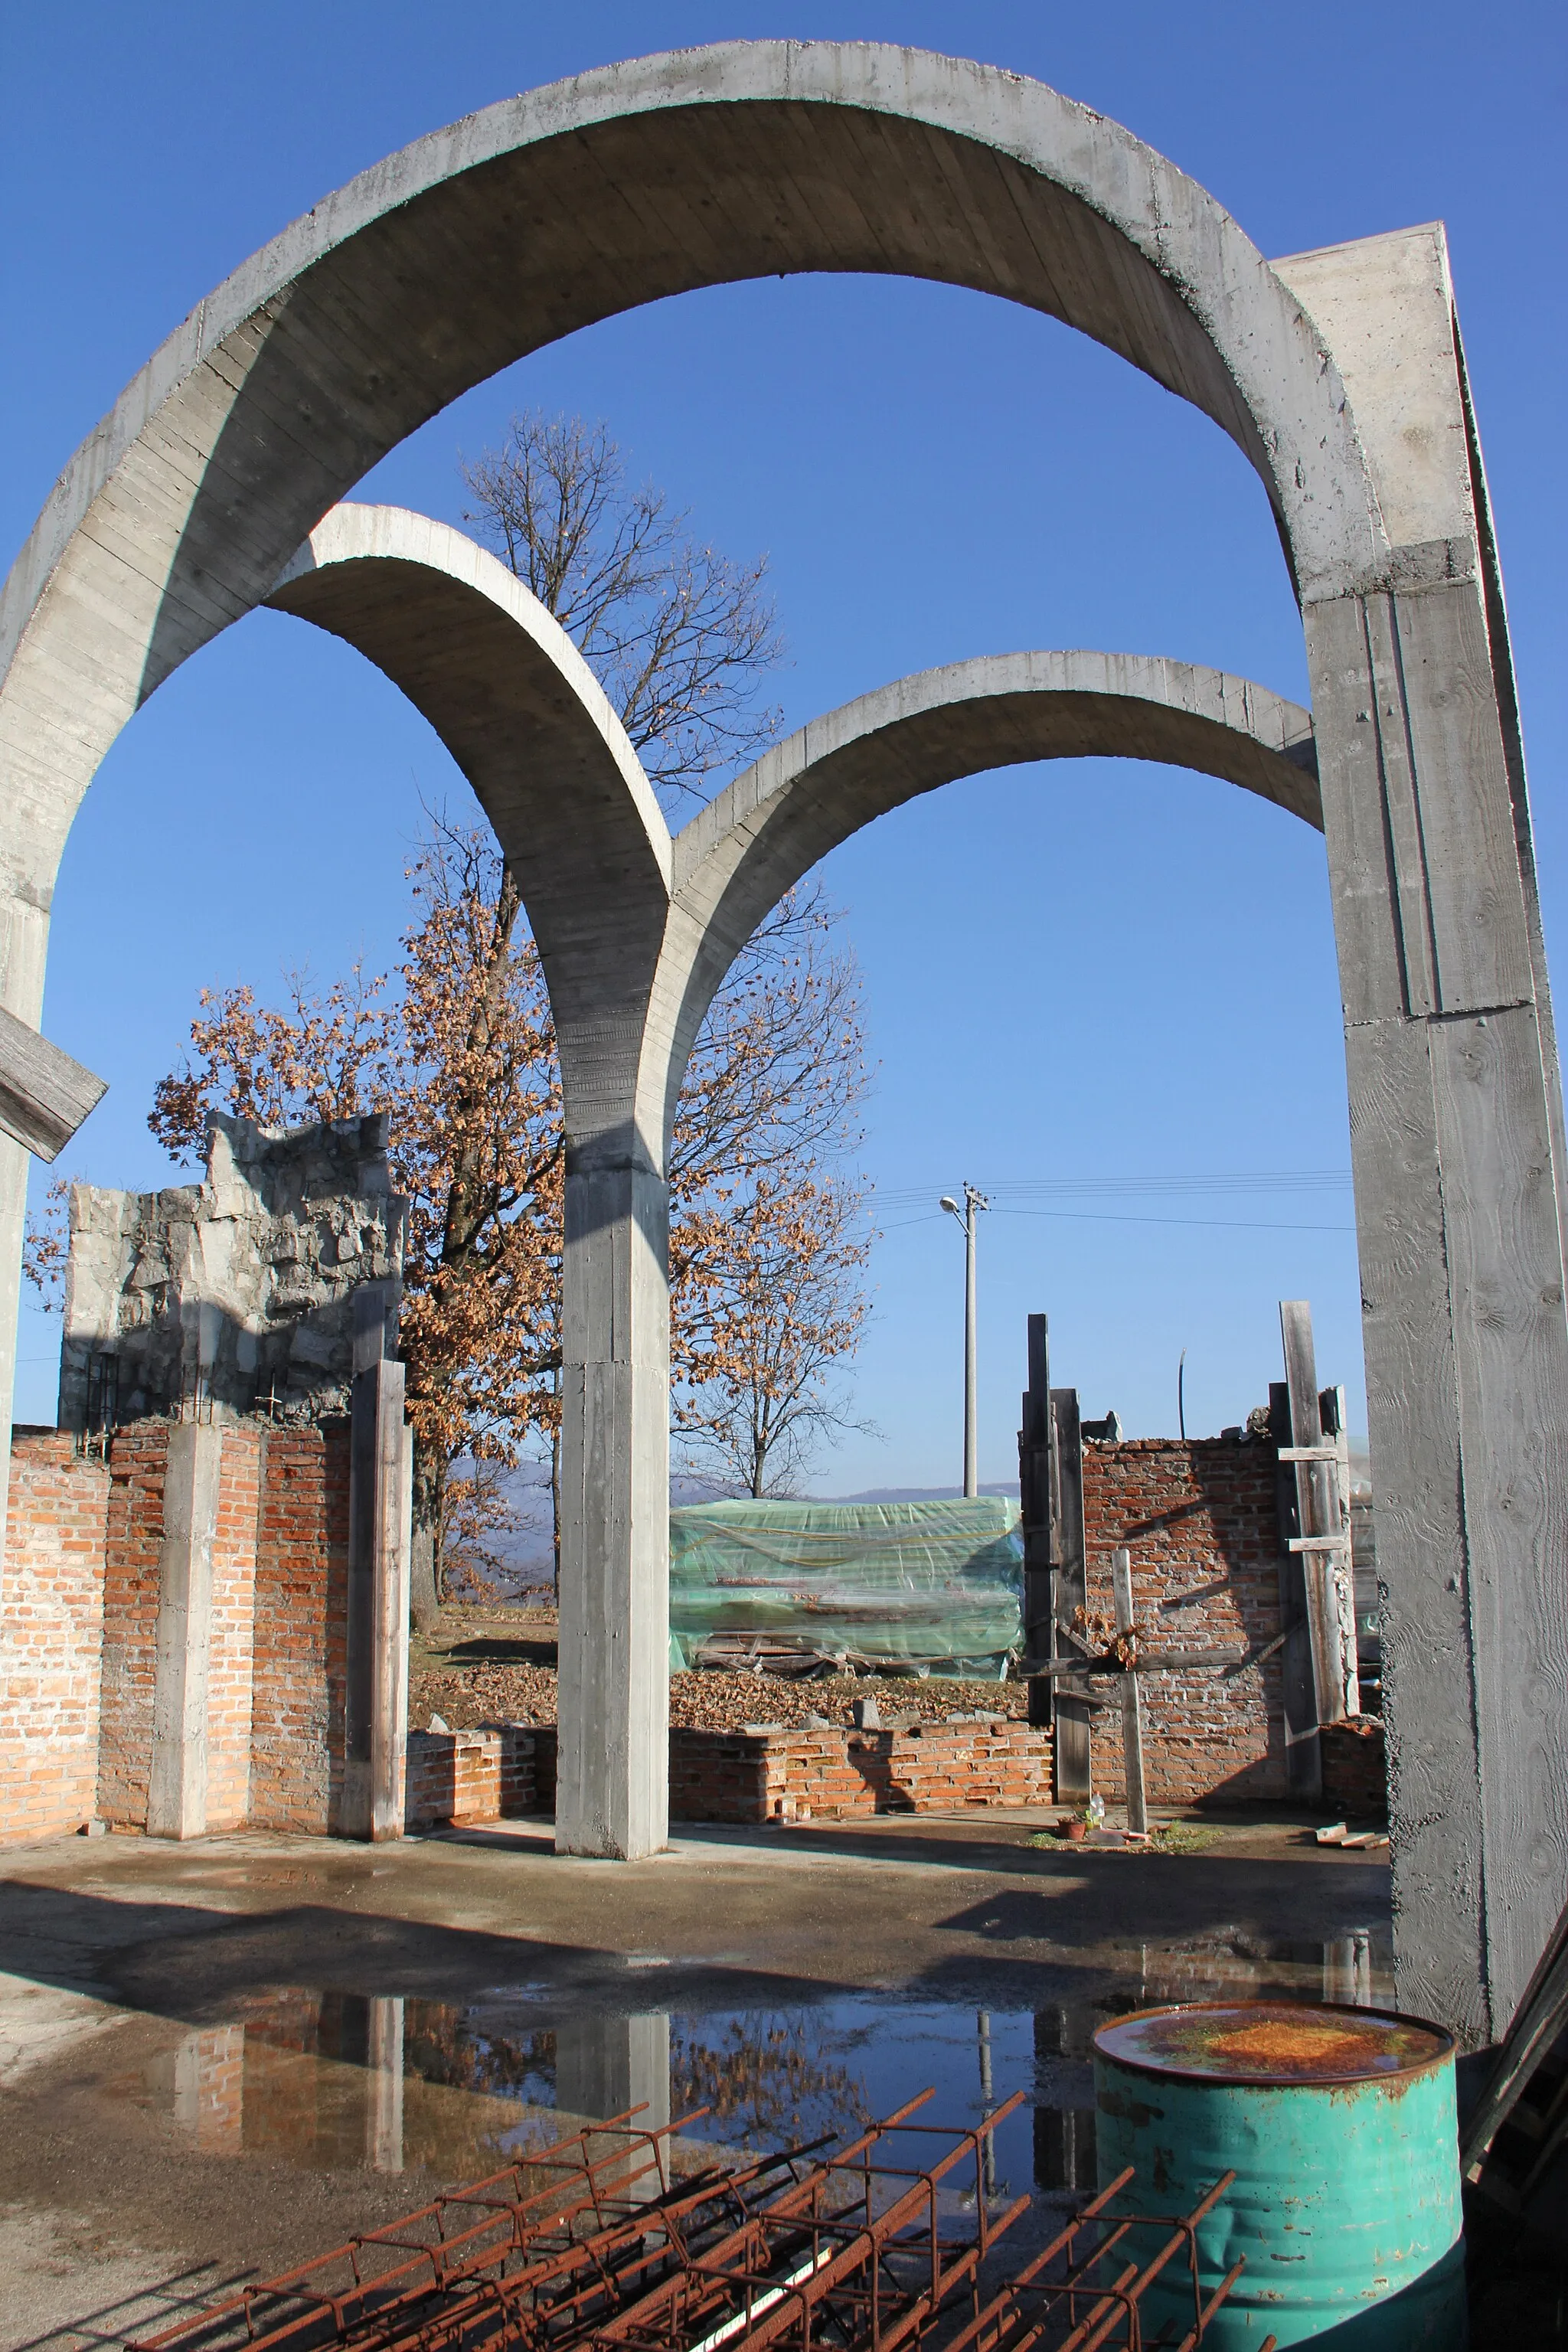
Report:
1062,1819,1087,1841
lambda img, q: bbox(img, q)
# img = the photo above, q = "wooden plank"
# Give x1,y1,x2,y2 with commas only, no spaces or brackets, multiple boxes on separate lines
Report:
1280,1302,1346,1730
1018,1312,1053,1733
0,1004,106,1161
1050,1387,1091,1803
1112,1547,1147,1835
1271,1378,1321,1802
1322,1380,1361,1717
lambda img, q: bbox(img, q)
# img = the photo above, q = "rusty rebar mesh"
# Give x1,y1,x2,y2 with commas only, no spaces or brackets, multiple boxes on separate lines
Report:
122,2096,1259,2352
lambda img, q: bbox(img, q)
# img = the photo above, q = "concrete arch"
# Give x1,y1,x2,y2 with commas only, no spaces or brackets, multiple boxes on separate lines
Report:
0,38,1383,959
264,505,671,1148
659,652,1318,1142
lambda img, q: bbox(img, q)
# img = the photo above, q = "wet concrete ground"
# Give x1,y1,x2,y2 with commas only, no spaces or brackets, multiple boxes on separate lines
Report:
0,1808,1390,2350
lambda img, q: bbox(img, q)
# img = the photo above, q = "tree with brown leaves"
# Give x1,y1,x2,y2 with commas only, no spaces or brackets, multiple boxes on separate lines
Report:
147,414,875,1619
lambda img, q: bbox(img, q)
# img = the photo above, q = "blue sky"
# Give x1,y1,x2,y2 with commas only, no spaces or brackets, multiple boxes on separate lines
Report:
2,2,1563,1485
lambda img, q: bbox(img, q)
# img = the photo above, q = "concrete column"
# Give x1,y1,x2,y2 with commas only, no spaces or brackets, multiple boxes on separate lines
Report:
147,1420,224,1839
554,1150,670,1860
0,884,52,1578
1308,570,1568,2042
342,1321,410,1843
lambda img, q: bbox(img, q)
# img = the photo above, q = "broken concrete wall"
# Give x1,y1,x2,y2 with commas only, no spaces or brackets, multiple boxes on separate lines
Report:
58,1113,405,1432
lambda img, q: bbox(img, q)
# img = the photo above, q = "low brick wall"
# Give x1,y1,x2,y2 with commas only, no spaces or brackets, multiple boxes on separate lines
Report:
406,1725,535,1825
409,1718,1052,1831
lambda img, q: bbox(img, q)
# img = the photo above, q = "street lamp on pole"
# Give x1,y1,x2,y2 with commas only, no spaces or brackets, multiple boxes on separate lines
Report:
939,1184,990,1497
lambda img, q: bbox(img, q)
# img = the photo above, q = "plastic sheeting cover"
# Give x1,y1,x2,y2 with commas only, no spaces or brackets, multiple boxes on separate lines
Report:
668,1495,1022,1674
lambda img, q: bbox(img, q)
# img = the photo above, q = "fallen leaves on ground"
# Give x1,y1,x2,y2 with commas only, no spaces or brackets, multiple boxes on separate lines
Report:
409,1606,1030,1733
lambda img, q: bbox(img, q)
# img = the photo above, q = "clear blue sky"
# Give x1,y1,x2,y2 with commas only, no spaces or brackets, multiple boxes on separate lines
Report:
3,3,1563,1486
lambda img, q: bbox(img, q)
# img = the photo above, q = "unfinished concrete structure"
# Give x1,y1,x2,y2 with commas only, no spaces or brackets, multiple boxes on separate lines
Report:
3,1112,412,1847
0,44,1562,2040
59,1111,404,1431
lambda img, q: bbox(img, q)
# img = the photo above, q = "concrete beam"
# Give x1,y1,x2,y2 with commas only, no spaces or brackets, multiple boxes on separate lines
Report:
0,1007,106,1162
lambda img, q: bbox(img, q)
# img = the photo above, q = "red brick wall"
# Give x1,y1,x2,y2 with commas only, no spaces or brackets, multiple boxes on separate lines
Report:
247,1425,350,1832
5,1415,352,1844
1082,1438,1285,1804
406,1726,534,1825
96,1423,169,1829
0,1435,110,1844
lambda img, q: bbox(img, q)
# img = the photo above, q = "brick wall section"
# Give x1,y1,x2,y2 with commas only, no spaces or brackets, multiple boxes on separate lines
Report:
407,1720,1051,1830
206,1427,263,1831
0,1435,110,1844
406,1726,534,1825
1082,1437,1286,1805
248,1426,351,1832
675,1723,1055,1823
96,1422,169,1828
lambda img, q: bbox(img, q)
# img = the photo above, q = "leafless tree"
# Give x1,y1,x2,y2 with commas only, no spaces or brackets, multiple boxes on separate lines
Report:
462,412,785,805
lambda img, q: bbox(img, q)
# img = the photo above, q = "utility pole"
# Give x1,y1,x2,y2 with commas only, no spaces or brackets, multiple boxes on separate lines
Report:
940,1184,990,1496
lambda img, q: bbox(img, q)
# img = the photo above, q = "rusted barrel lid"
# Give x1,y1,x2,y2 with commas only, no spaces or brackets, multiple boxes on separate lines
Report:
1093,2001,1453,2086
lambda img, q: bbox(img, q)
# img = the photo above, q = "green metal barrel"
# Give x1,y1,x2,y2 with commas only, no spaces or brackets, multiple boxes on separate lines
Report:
1093,2002,1465,2349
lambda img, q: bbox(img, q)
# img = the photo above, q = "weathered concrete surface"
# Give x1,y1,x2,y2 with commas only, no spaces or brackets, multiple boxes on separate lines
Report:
0,45,1562,2033
60,1112,404,1430
145,1423,223,1841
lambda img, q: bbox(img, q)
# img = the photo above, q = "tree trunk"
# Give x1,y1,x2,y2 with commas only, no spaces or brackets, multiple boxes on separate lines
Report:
410,1434,444,1633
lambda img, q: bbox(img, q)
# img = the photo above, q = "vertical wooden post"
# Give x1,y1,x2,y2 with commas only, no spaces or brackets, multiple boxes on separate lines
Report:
1270,1378,1321,1802
1050,1387,1092,1804
1112,1546,1147,1836
1018,1314,1054,1733
1280,1301,1347,1734
1321,1381,1361,1720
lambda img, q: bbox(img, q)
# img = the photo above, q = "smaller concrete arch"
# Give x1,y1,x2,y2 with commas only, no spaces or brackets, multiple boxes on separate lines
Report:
265,505,672,1150
655,652,1318,1146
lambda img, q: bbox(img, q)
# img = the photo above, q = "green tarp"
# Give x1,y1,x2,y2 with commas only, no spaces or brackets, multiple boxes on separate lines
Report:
668,1495,1023,1677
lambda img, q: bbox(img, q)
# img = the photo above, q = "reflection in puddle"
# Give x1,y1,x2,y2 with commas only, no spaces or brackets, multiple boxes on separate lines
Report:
110,1928,1390,2190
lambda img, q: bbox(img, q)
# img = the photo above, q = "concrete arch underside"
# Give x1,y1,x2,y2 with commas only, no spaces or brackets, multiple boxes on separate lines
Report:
0,44,1563,2038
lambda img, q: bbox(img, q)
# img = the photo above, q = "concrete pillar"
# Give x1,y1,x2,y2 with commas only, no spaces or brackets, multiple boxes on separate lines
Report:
554,1150,671,1860
1280,225,1568,2043
147,1420,224,1839
342,1314,411,1843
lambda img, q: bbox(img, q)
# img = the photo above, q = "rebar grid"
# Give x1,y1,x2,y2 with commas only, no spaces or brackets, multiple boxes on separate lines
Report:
122,2093,1260,2352
937,2167,1268,2352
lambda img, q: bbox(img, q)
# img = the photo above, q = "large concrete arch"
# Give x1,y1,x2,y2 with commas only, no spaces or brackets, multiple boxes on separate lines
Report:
0,49,1562,2036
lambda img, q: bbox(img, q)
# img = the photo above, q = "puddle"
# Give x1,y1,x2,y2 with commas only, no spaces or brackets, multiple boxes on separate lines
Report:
100,1929,1390,2189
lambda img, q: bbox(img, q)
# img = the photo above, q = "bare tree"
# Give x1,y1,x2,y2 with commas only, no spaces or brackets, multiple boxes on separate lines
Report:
462,412,784,805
